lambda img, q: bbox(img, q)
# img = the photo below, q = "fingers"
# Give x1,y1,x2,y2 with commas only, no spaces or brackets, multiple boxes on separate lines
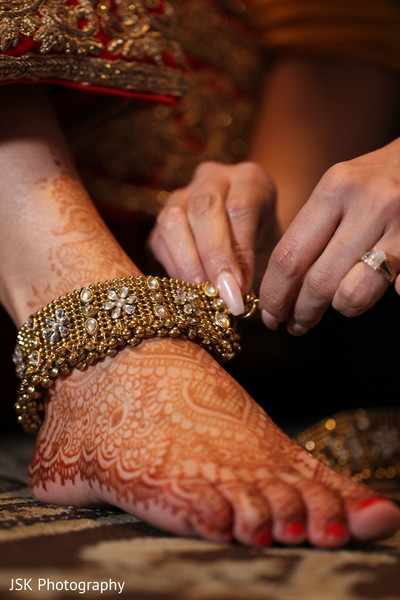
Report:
260,157,400,334
284,217,382,334
150,162,275,315
260,167,344,328
332,239,400,315
187,166,245,287
149,193,207,284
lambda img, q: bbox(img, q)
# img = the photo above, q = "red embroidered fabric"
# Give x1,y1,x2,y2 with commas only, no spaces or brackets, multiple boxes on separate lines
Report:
0,0,186,100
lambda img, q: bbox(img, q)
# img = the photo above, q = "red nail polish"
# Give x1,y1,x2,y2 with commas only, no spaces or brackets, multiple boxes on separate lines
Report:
255,530,272,546
325,522,347,538
358,496,388,510
285,521,306,537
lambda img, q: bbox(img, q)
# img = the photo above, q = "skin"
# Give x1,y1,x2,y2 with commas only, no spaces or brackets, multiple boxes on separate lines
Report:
1,86,400,548
151,57,400,331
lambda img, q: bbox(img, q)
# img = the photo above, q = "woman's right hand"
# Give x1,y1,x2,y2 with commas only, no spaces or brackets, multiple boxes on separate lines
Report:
149,161,279,314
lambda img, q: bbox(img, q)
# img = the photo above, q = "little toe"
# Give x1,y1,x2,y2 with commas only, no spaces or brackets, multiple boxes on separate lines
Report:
218,481,272,546
346,495,400,542
258,478,307,545
295,481,349,548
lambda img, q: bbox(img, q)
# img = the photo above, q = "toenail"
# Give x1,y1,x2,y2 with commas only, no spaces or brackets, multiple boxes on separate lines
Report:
325,522,347,538
285,521,306,537
358,496,389,510
255,530,273,546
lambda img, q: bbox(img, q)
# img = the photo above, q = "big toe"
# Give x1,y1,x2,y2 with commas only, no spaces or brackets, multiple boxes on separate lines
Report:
347,496,400,541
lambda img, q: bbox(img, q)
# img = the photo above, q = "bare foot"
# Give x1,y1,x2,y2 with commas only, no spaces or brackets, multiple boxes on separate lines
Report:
29,338,400,548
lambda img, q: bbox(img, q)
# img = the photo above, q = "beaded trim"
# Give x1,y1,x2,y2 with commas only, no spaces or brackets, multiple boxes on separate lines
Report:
14,275,257,433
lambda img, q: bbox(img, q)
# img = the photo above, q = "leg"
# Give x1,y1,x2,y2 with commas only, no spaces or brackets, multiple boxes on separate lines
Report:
29,338,400,547
2,87,399,548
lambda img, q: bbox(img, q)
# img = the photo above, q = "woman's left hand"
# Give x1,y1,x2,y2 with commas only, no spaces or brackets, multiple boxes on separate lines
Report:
259,139,400,334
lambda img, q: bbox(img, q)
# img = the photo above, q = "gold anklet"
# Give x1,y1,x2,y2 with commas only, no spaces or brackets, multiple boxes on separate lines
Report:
13,275,257,433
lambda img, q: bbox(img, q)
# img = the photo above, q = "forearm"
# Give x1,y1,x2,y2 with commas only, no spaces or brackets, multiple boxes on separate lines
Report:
0,86,139,327
249,57,400,230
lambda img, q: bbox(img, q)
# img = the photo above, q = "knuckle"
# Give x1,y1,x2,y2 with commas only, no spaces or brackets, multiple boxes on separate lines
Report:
305,269,336,301
317,161,357,198
156,204,185,231
236,161,264,178
193,161,219,178
270,244,302,279
334,283,369,315
188,192,220,219
227,194,253,220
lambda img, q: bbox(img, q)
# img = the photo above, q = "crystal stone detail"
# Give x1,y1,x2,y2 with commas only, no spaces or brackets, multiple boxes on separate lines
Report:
83,304,96,316
215,313,230,328
42,308,70,344
80,287,93,303
361,248,395,282
103,287,137,319
12,345,25,377
28,351,41,365
174,288,186,304
363,248,387,269
85,318,99,335
154,304,167,318
204,282,218,297
213,297,226,310
147,276,160,290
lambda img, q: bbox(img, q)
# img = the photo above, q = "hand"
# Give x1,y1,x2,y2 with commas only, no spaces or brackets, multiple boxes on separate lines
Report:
259,139,400,334
149,161,279,314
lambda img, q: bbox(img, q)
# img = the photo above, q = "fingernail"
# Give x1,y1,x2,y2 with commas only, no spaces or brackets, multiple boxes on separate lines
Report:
254,529,273,546
288,323,308,336
325,522,347,538
358,496,389,510
285,521,306,537
261,309,279,330
217,271,245,316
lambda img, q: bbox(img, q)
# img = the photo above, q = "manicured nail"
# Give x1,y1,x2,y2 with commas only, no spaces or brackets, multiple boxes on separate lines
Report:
325,522,347,538
285,521,306,537
288,323,308,336
261,309,279,330
358,496,389,510
217,271,245,316
255,530,273,546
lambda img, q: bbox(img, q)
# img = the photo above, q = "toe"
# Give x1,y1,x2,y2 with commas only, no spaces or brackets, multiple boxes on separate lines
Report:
346,495,400,542
180,480,234,542
218,481,272,546
295,480,350,548
258,478,307,545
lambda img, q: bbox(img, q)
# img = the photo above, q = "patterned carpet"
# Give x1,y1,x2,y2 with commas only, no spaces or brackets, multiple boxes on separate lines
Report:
1,433,400,600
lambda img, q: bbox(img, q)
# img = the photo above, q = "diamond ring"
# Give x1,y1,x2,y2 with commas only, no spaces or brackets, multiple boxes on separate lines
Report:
361,247,396,284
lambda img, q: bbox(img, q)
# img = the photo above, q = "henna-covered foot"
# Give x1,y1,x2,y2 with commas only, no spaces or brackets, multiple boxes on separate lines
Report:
29,338,400,548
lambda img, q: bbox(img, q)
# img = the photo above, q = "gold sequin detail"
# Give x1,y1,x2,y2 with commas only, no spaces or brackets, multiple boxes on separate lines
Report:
0,0,186,95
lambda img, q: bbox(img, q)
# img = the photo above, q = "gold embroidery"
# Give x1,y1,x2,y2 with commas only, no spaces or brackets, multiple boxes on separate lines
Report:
100,0,184,67
0,0,186,95
0,0,41,51
34,0,103,55
0,53,186,95
66,0,264,216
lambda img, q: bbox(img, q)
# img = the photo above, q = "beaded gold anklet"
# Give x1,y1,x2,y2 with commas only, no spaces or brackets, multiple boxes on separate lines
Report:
13,275,257,433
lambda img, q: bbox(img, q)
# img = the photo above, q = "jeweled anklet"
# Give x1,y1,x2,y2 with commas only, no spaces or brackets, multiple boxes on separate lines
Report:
13,275,257,433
